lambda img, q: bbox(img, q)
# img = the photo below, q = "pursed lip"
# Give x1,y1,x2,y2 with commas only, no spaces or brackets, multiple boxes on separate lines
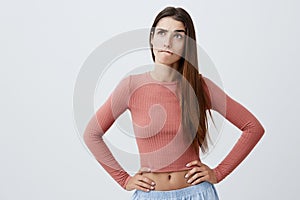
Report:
159,49,173,54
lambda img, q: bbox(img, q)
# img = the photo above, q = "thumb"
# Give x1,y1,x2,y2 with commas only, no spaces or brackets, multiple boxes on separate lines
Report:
138,167,151,174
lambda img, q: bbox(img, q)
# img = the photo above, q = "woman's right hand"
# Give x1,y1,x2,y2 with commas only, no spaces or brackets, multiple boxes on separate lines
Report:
125,167,156,192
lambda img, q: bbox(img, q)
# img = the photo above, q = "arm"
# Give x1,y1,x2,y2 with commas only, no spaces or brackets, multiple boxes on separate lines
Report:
83,76,132,189
202,76,265,183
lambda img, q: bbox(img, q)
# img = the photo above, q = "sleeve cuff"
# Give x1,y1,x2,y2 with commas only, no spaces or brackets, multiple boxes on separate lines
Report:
122,175,132,190
213,168,222,183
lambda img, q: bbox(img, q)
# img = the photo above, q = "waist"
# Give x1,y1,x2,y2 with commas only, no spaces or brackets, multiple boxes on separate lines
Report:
141,170,191,191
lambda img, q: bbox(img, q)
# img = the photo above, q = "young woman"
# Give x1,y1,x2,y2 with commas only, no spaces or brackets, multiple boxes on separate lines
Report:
83,6,265,200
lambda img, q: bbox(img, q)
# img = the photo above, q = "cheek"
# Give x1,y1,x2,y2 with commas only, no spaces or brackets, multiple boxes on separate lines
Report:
152,38,164,49
173,42,185,56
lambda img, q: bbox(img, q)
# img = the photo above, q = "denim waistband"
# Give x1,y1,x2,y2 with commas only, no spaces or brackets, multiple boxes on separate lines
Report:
132,181,219,200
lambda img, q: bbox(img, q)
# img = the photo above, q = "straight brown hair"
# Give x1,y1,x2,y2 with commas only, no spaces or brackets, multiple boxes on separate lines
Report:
149,6,214,154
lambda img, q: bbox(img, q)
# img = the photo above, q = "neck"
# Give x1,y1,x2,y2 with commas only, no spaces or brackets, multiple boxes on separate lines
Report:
151,63,180,82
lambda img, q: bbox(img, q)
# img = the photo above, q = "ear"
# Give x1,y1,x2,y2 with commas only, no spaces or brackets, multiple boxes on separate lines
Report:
150,31,154,45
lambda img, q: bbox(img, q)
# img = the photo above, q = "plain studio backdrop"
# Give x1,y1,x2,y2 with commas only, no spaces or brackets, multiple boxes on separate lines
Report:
1,0,299,199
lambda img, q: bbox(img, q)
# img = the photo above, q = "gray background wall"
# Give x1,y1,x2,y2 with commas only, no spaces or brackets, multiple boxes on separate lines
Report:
1,0,299,199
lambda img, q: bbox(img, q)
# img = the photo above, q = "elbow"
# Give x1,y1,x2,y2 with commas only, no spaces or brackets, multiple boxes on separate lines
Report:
260,125,265,137
246,118,265,140
83,129,90,146
83,115,105,146
255,121,265,139
83,117,92,146
83,126,94,148
261,125,265,135
83,128,102,151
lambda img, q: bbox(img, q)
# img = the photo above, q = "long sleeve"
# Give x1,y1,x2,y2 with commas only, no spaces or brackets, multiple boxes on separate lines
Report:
202,76,265,183
83,76,132,189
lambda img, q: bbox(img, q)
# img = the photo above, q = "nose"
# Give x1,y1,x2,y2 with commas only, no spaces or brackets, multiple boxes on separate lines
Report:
163,34,172,48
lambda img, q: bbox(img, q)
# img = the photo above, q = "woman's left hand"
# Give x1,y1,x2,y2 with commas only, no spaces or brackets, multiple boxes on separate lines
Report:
185,160,217,185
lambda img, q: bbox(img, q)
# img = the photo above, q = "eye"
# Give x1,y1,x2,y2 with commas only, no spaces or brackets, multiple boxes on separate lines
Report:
157,31,165,35
174,34,183,39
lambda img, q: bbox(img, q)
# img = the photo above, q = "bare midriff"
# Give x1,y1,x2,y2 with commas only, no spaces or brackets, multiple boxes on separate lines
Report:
142,170,191,191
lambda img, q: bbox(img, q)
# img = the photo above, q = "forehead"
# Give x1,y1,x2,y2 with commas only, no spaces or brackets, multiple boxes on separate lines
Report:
156,17,185,31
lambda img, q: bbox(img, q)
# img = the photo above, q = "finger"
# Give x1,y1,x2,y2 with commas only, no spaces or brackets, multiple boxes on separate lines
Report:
137,180,155,190
187,164,208,176
186,160,202,167
138,175,156,186
197,165,209,173
138,167,151,174
134,184,151,192
187,171,208,184
190,175,209,185
184,166,201,178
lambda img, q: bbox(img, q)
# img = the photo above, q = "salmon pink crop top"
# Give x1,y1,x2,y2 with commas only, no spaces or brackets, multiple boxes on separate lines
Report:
83,71,265,189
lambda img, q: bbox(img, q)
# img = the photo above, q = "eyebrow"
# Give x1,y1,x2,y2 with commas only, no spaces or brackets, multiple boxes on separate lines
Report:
156,28,186,33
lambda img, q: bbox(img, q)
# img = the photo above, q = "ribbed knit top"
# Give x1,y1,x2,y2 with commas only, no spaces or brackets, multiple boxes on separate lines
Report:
83,71,265,189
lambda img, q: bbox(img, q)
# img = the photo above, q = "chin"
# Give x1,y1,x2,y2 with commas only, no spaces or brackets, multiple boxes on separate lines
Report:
159,57,181,64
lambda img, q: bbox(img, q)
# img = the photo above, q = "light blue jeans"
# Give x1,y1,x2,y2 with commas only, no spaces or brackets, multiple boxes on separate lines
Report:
131,181,219,200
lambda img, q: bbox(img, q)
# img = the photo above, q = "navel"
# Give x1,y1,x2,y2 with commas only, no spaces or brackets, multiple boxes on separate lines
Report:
168,174,171,180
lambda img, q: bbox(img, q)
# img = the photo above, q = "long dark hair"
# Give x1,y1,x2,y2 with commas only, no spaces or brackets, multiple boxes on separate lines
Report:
149,6,213,153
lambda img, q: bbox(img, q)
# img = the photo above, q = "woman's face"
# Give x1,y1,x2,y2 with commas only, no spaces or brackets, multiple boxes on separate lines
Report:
151,17,186,67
